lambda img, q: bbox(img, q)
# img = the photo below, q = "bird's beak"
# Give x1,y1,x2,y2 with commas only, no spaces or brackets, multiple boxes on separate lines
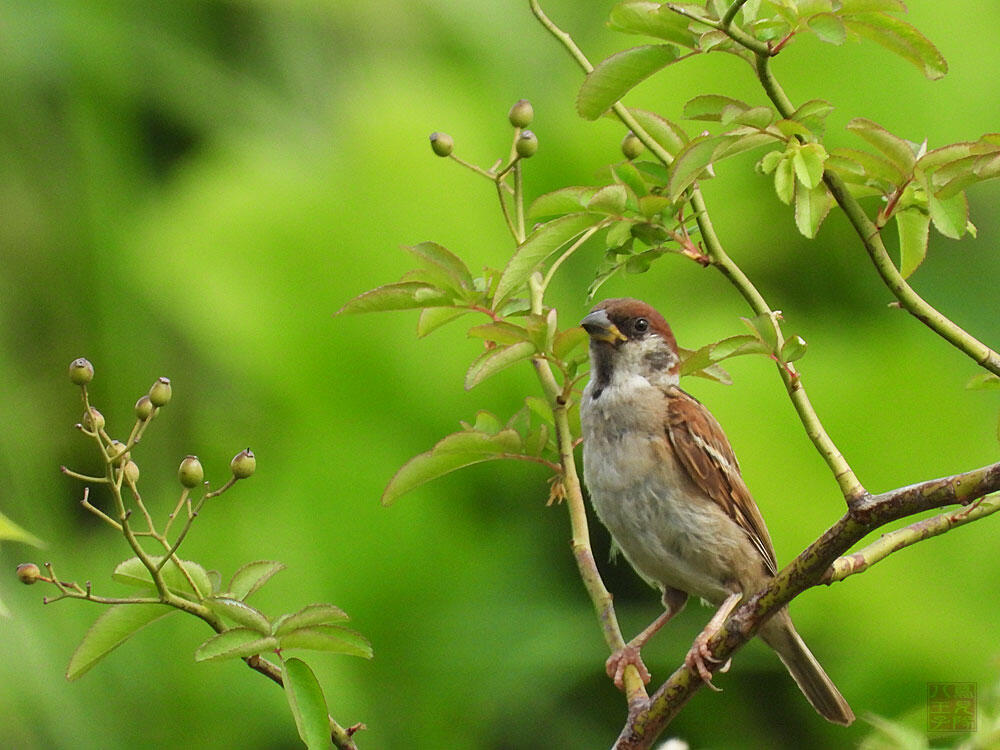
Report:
580,309,627,344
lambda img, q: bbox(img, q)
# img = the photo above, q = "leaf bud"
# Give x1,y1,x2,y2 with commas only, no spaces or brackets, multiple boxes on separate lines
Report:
16,563,41,585
429,132,454,157
230,448,256,480
515,130,538,158
148,377,172,408
508,99,534,128
69,358,95,386
178,455,205,488
621,131,645,160
134,395,155,421
82,407,105,432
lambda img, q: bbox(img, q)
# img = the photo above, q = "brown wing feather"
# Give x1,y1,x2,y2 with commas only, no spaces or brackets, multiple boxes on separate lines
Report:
664,386,778,575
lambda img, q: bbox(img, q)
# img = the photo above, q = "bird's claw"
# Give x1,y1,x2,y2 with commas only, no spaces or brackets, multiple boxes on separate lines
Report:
685,632,726,692
606,645,651,690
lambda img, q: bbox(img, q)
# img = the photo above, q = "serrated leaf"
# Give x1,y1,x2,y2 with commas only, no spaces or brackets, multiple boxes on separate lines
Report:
405,242,474,291
465,341,535,390
282,657,335,750
916,142,976,175
966,373,1000,391
684,94,750,122
226,560,286,601
794,181,835,238
637,194,673,218
112,556,212,599
807,13,846,45
624,109,687,156
667,135,721,199
840,0,906,11
757,150,783,175
609,1,699,46
741,313,781,354
830,147,904,186
847,118,917,174
494,213,603,305
0,511,43,547
336,282,452,315
66,603,175,680
587,184,629,215
279,625,373,659
792,143,827,189
467,322,531,346
416,307,469,338
274,604,350,636
774,154,795,205
792,99,835,134
928,190,968,239
578,45,680,120
732,107,775,129
843,13,947,80
529,186,600,219
780,335,808,362
896,207,930,278
612,162,648,198
382,428,525,505
553,326,589,360
194,628,277,662
207,597,272,634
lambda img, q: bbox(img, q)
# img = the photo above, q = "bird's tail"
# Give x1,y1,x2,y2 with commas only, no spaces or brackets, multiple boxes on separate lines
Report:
759,609,855,726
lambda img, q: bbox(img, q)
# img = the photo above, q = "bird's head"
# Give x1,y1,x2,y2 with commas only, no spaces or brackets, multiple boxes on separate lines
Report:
581,298,679,390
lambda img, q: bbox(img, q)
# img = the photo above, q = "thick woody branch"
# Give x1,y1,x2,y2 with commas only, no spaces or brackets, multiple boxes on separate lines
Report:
615,460,1000,749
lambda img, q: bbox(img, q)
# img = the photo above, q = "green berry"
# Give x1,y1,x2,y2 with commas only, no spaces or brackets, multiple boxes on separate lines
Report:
429,132,454,157
82,407,105,432
508,99,534,128
230,448,256,480
515,130,538,158
621,131,645,160
178,455,204,488
134,395,155,421
148,377,172,408
123,460,140,484
16,563,41,585
69,358,94,386
109,440,130,466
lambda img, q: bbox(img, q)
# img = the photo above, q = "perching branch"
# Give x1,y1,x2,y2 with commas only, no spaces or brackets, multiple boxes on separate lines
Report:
615,461,1000,749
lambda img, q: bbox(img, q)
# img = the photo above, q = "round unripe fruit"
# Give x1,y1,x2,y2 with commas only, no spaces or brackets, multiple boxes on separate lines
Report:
230,448,256,479
621,131,645,160
134,395,155,421
123,460,140,484
69,358,94,386
82,407,105,432
148,377,172,407
17,563,41,585
109,440,130,466
178,455,204,488
516,130,538,158
508,99,534,128
429,132,454,157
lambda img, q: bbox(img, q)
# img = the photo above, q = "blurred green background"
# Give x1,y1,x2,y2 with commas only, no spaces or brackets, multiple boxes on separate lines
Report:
2,1,999,748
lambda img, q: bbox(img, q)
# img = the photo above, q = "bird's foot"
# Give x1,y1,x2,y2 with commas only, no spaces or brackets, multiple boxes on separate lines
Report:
606,644,651,690
684,630,728,692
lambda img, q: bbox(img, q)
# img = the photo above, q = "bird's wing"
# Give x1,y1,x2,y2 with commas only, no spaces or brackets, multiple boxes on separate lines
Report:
664,386,778,575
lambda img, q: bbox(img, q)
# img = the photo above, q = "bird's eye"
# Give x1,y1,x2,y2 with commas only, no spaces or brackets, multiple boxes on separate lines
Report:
633,318,649,333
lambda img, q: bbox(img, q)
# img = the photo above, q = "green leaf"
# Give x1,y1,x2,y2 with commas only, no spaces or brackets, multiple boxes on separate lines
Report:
282,658,335,750
465,341,536,390
732,107,775,129
794,181,835,238
666,135,720,199
847,118,916,174
780,335,808,362
0,511,43,547
895,207,930,278
112,556,213,599
683,94,750,122
336,282,452,315
612,162,648,198
843,13,947,80
404,242,474,291
839,0,906,11
609,1,699,46
829,147,903,187
529,186,599,219
226,560,286,601
274,604,350,637
381,428,524,505
494,214,603,305
279,625,373,659
807,13,846,45
587,184,629,215
66,603,175,680
966,373,1000,391
928,190,968,239
624,109,687,156
194,628,278,662
916,142,976,175
741,313,781,355
207,597,272,634
791,143,828,189
416,307,469,338
792,99,835,135
467,322,531,346
578,45,680,120
678,335,768,376
637,194,673,218
774,154,795,205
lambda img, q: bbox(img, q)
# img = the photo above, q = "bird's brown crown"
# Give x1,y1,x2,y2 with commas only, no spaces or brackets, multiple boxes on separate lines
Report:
590,298,677,351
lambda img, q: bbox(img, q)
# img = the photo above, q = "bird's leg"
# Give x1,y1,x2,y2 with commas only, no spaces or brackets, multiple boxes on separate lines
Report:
607,587,687,690
685,590,742,691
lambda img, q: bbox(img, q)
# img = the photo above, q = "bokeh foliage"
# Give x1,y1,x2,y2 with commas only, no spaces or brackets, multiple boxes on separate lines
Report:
2,1,999,748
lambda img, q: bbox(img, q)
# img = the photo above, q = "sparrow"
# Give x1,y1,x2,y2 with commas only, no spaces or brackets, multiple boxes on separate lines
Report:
579,297,854,726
